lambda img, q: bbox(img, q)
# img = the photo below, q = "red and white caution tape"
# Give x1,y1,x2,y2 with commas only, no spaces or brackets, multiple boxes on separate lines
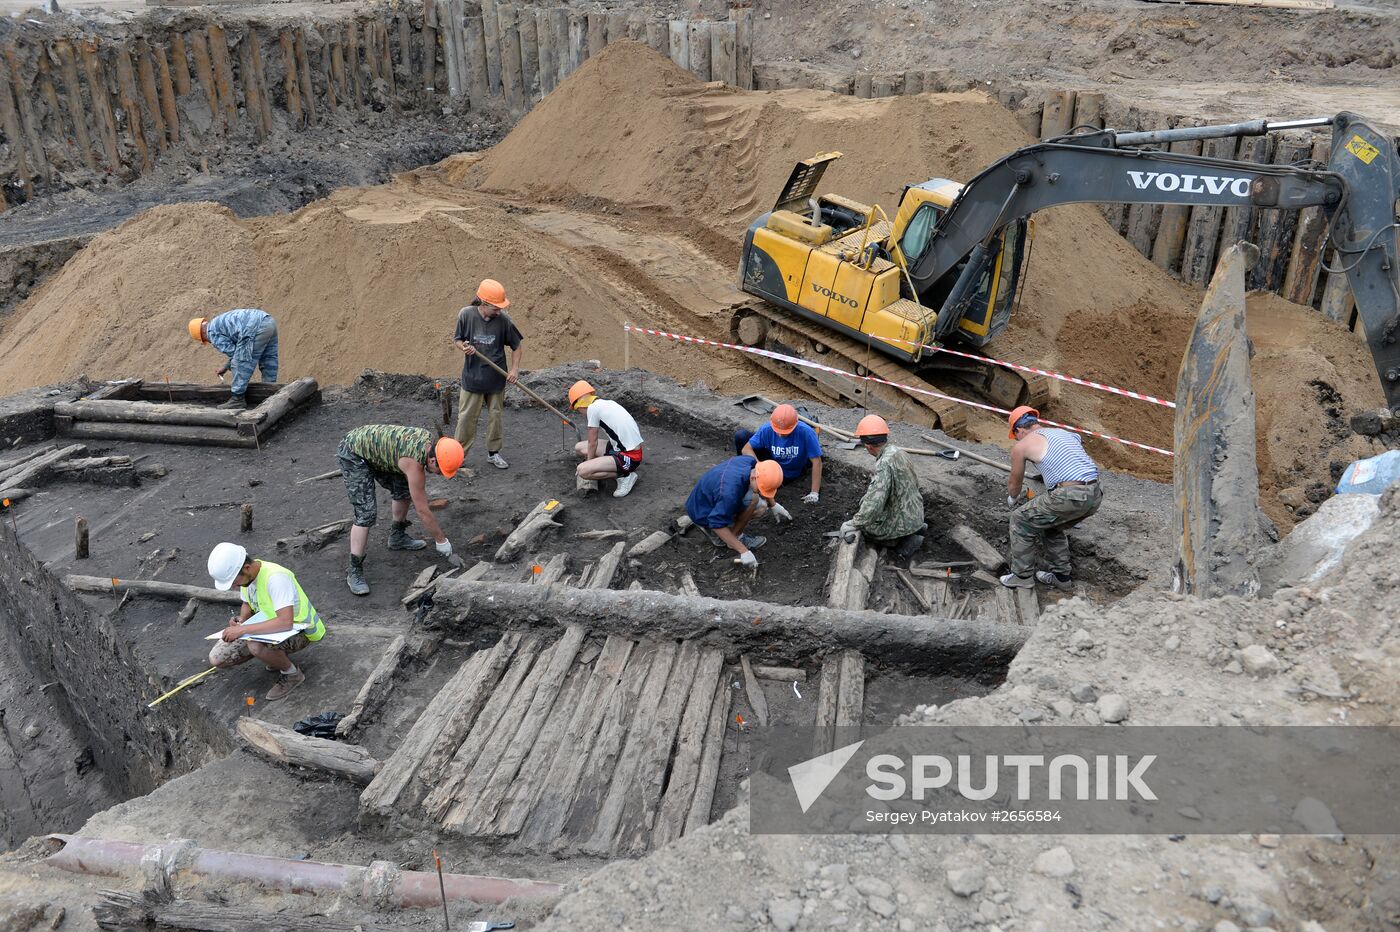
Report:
881,335,1177,409
624,323,1174,457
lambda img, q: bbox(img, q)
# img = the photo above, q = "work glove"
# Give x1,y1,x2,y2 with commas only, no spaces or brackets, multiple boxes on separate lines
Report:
735,550,758,568
435,538,453,557
1007,495,1019,508
838,520,857,544
771,503,793,524
802,491,820,505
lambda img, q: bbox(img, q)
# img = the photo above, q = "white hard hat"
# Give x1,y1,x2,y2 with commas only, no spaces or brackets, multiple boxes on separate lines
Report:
208,542,248,591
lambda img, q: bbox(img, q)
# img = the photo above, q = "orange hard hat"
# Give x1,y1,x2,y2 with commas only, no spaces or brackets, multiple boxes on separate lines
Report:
770,403,799,436
568,380,596,409
476,278,510,308
754,459,783,498
434,437,465,478
1008,405,1040,439
188,317,208,343
855,414,889,440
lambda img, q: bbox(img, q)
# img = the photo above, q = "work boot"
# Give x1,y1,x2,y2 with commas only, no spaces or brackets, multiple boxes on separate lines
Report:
739,533,767,550
1035,570,1074,591
893,532,925,564
999,572,1035,589
488,451,509,470
613,473,639,498
264,670,305,702
387,520,428,551
347,555,370,596
217,394,248,410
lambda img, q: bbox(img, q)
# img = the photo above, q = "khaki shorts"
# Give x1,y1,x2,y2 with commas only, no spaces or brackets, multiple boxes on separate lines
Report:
209,632,311,668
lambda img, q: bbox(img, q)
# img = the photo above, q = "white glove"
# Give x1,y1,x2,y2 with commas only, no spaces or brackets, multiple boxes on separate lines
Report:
771,503,793,523
802,491,820,504
735,550,758,568
435,538,453,556
839,520,856,536
1007,495,1018,508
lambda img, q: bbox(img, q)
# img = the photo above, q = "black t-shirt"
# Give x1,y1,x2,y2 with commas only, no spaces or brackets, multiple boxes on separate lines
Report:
453,305,523,394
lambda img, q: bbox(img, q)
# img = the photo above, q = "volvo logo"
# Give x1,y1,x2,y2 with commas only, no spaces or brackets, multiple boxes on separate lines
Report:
1126,171,1251,198
813,283,859,308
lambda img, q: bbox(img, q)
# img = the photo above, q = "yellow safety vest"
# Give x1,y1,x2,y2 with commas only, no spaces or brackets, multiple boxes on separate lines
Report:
243,560,326,642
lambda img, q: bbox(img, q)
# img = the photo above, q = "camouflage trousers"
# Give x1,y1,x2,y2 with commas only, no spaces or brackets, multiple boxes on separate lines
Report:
337,443,410,528
1008,481,1103,577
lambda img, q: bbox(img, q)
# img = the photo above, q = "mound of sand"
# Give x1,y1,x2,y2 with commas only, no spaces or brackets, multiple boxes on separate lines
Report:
0,41,1383,526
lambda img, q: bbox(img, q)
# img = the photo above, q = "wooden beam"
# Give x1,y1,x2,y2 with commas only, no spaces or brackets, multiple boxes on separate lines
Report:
496,499,566,562
0,443,86,489
491,660,590,835
683,668,733,836
1283,137,1333,306
54,399,238,428
1251,138,1312,292
652,648,725,847
584,540,625,590
186,30,221,132
66,575,241,605
134,40,167,152
169,33,192,97
1181,136,1238,287
57,418,256,448
834,650,864,729
237,717,380,784
52,41,96,171
279,32,304,127
206,25,239,130
813,655,840,755
739,654,768,726
948,524,1004,572
78,42,122,170
294,29,316,123
686,20,711,81
1039,89,1075,139
236,377,320,436
1151,136,1204,276
336,633,410,736
628,530,671,557
153,42,181,144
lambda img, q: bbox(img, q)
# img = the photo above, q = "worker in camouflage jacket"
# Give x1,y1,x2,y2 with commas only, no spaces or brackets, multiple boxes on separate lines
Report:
840,415,926,562
188,308,280,409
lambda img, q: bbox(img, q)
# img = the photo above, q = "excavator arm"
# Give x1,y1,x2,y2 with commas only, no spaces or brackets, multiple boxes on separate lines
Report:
907,112,1400,412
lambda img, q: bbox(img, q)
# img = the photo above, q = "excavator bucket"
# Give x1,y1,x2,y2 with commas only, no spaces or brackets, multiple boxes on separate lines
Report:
1172,242,1262,599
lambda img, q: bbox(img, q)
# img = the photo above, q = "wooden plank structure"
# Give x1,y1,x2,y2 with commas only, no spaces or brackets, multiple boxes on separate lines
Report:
361,626,735,855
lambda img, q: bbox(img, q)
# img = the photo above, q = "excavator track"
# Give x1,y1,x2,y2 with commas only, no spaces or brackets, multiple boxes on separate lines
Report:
728,300,971,438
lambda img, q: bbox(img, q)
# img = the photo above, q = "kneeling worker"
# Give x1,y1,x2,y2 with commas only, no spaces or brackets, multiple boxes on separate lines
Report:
188,309,279,410
840,415,926,561
735,403,823,504
206,542,325,701
569,380,644,498
1001,406,1102,591
685,456,785,567
338,424,465,595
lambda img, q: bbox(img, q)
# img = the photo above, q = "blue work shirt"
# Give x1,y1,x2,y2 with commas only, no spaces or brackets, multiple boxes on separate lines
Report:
204,308,273,357
685,455,756,529
747,422,822,481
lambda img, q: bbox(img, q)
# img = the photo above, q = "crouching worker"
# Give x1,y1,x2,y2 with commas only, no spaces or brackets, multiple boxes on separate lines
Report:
338,424,465,595
569,380,644,498
735,403,823,504
1000,406,1102,591
206,542,325,701
685,456,785,567
188,309,279,410
840,415,926,562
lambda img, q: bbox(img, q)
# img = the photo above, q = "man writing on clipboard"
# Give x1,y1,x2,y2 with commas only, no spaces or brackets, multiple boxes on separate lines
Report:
206,542,327,702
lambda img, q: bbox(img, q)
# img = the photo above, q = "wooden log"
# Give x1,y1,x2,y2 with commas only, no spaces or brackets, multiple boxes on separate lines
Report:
668,20,689,71
651,647,725,847
552,9,571,83
491,660,590,835
853,73,873,98
169,33,192,96
826,533,877,610
1218,135,1271,258
534,10,555,95
438,0,463,98
397,13,413,94
496,499,566,562
134,41,167,152
530,552,568,586
518,8,539,102
75,516,89,559
679,571,700,597
567,11,587,71
733,9,753,90
0,443,86,489
453,625,587,833
346,20,365,107
154,43,180,144
360,634,521,814
708,21,737,87
1151,137,1204,275
582,639,683,854
587,12,607,59
682,668,732,836
1283,137,1332,306
238,717,379,785
518,635,636,847
1181,135,1239,287
240,502,253,533
419,634,541,818
834,650,864,729
872,74,897,98
186,30,222,131
432,634,552,825
237,376,320,436
604,10,629,45
498,4,525,114
113,48,151,172
35,51,67,166
645,19,668,55
53,41,97,171
329,32,347,108
739,654,768,726
628,529,671,557
420,0,440,97
66,575,241,605
335,634,408,737
54,399,238,428
754,665,805,682
894,567,932,612
252,31,274,133
78,42,122,170
1251,138,1311,293
0,444,56,474
293,29,316,123
1014,585,1039,625
482,0,502,95
626,10,648,41
0,56,34,195
279,32,304,126
1318,262,1354,324
206,25,239,130
686,21,711,81
584,540,625,590
1071,90,1104,130
1039,89,1075,139
458,13,485,104
813,655,840,755
949,523,1004,572
4,46,49,184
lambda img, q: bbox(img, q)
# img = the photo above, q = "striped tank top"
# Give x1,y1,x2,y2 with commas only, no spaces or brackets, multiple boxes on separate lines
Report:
1037,428,1099,487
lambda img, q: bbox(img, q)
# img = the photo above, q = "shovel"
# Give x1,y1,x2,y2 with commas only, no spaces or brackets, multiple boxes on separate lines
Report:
455,342,582,438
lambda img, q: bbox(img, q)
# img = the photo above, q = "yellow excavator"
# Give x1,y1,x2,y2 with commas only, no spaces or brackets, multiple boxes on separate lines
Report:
734,112,1400,434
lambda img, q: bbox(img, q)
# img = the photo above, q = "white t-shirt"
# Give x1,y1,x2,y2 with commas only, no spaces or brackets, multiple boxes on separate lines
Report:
587,399,643,453
241,571,302,626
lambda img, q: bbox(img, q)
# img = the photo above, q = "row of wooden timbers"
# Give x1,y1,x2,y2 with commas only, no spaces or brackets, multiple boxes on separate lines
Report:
95,494,1030,856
